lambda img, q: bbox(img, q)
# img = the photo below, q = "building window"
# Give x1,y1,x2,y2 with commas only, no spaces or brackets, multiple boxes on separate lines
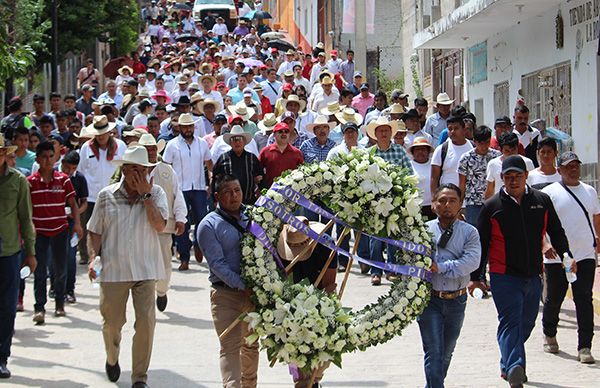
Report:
493,81,510,119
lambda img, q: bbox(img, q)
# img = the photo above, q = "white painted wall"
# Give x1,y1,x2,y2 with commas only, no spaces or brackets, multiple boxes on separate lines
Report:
294,0,319,46
467,0,599,163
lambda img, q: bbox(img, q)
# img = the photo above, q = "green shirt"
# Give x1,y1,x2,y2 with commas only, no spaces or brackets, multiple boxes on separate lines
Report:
16,149,36,172
0,165,35,256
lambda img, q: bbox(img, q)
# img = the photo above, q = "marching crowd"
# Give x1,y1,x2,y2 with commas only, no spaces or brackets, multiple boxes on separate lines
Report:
1,1,599,387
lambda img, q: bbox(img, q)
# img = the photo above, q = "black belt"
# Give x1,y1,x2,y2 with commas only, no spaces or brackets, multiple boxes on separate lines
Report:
432,288,467,300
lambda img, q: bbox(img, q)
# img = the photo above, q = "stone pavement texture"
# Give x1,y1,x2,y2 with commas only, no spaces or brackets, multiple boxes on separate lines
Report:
6,258,600,388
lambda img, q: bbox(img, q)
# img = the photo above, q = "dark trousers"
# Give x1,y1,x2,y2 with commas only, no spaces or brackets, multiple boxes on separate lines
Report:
177,190,207,263
34,230,69,312
543,259,596,350
78,202,95,263
0,252,21,362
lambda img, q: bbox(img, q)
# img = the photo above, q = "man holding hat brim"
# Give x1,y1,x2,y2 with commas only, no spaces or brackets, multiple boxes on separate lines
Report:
424,92,454,145
87,145,169,387
254,113,277,151
367,116,413,286
299,115,336,164
475,154,571,387
77,116,127,265
213,125,264,205
408,137,436,220
402,108,433,148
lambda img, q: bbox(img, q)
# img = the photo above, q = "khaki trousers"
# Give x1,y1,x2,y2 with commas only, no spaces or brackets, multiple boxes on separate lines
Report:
100,280,156,384
210,285,259,388
156,233,173,296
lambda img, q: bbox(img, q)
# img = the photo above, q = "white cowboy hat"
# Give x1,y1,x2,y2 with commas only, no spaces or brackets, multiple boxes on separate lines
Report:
277,216,327,262
223,125,253,145
320,101,343,116
407,136,434,153
137,88,151,98
86,115,117,136
283,94,306,112
366,116,399,140
334,107,363,125
112,146,158,167
227,102,255,121
258,113,278,134
388,103,406,115
196,98,222,114
137,133,166,154
118,65,133,75
0,133,17,154
190,91,204,105
177,113,199,126
188,82,200,91
435,92,455,105
122,127,148,139
306,115,335,134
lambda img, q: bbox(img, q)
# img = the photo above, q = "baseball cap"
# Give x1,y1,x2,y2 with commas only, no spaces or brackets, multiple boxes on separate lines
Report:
282,83,293,91
501,155,527,174
494,116,512,126
243,88,253,96
214,114,227,123
341,122,359,133
281,111,296,121
228,114,244,125
81,84,95,92
330,50,338,56
558,151,581,166
359,83,369,90
391,89,408,99
273,122,289,133
353,71,363,78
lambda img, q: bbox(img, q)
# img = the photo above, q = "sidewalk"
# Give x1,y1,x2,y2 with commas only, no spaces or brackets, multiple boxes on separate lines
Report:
6,259,600,387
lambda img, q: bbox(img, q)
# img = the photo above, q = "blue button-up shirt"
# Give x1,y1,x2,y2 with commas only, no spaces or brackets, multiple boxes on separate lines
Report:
197,208,249,290
426,219,481,292
424,112,448,145
299,137,336,163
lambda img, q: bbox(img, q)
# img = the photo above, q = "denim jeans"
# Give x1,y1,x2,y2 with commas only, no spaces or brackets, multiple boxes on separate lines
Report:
176,190,208,263
369,238,398,276
464,204,482,227
417,293,467,388
543,259,596,350
490,273,542,376
0,252,21,362
34,229,69,312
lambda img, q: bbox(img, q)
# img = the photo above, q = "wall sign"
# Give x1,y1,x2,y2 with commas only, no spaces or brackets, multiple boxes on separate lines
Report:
468,41,487,84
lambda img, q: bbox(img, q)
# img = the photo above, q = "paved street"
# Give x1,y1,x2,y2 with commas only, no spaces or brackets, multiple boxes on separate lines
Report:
5,258,600,388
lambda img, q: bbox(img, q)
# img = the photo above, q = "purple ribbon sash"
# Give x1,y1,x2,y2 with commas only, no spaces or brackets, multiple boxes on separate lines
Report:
246,221,286,272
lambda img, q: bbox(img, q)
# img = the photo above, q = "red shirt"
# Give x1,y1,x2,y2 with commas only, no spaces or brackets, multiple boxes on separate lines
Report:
302,61,313,80
490,137,525,155
260,95,272,119
28,170,75,237
259,143,304,188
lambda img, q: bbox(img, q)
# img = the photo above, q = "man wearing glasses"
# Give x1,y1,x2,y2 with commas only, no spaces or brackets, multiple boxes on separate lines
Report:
258,122,303,189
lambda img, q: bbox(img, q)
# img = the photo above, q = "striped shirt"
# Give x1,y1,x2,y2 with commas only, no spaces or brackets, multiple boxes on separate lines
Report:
213,150,264,205
371,143,414,173
27,170,75,237
299,137,336,163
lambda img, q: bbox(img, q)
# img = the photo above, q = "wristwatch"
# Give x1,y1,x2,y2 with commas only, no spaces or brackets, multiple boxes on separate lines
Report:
141,192,152,201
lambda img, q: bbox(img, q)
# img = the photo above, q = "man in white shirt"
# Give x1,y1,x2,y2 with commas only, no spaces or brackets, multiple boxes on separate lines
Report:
260,68,281,107
326,50,343,74
162,113,213,270
310,76,339,113
484,132,535,198
409,137,435,220
277,50,301,77
198,74,224,108
402,109,432,148
309,52,327,87
292,64,311,94
541,151,600,364
430,115,473,194
211,17,229,37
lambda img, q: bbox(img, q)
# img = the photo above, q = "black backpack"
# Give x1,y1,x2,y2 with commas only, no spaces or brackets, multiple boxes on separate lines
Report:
0,114,25,141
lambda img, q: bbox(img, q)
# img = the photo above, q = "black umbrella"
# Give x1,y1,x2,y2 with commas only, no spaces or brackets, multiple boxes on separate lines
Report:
175,33,200,42
172,3,192,11
253,10,273,19
267,38,295,52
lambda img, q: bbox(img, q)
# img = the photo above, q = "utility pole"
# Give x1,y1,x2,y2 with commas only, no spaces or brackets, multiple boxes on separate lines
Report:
355,0,367,76
51,0,58,92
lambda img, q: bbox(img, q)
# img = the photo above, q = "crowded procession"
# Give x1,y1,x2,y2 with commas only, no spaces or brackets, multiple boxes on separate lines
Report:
1,1,599,387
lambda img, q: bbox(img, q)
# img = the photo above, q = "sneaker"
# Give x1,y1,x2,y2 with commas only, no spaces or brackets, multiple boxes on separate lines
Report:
65,292,76,304
578,348,595,364
507,365,526,388
371,275,381,286
33,311,45,325
543,336,559,353
0,361,10,379
54,307,66,317
16,295,24,312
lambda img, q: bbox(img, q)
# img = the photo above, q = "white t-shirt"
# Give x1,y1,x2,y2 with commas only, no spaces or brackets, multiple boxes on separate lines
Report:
486,155,535,193
528,169,561,188
411,160,432,206
542,182,600,263
162,136,212,191
431,141,474,186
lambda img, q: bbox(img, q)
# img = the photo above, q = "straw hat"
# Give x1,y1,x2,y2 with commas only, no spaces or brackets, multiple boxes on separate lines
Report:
73,125,94,140
227,102,255,121
276,217,327,262
408,136,434,153
334,107,363,125
137,88,151,98
388,103,406,115
111,146,158,167
122,127,148,139
223,125,253,145
188,82,200,91
196,97,222,114
283,94,306,112
366,116,399,139
118,65,133,75
178,75,190,85
320,76,333,85
199,74,217,88
86,115,117,136
190,91,204,105
137,133,166,154
435,92,454,105
0,133,17,154
320,101,343,116
258,113,278,134
306,115,335,134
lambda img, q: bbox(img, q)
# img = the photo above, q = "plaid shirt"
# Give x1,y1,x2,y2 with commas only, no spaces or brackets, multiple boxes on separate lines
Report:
371,143,414,173
299,137,336,163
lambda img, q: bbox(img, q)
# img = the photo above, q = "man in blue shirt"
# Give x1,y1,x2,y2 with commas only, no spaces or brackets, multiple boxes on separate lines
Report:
418,183,481,388
197,175,259,388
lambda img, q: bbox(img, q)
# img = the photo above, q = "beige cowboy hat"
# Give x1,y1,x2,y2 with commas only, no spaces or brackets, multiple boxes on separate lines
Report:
188,82,200,91
111,145,158,167
335,107,363,125
190,91,204,105
407,136,434,153
277,216,327,262
177,113,198,126
388,103,406,115
137,88,151,98
366,116,399,140
199,74,217,88
306,115,335,134
283,94,306,112
196,97,222,114
395,120,408,132
320,101,343,116
320,76,333,85
223,125,253,145
0,133,17,155
117,65,133,76
86,115,117,136
435,92,455,105
283,70,294,78
72,125,94,140
122,127,148,139
178,75,190,85
227,102,255,121
258,113,278,134
137,133,166,154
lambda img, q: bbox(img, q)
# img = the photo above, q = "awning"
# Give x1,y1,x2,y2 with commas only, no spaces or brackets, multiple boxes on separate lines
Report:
413,0,564,49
